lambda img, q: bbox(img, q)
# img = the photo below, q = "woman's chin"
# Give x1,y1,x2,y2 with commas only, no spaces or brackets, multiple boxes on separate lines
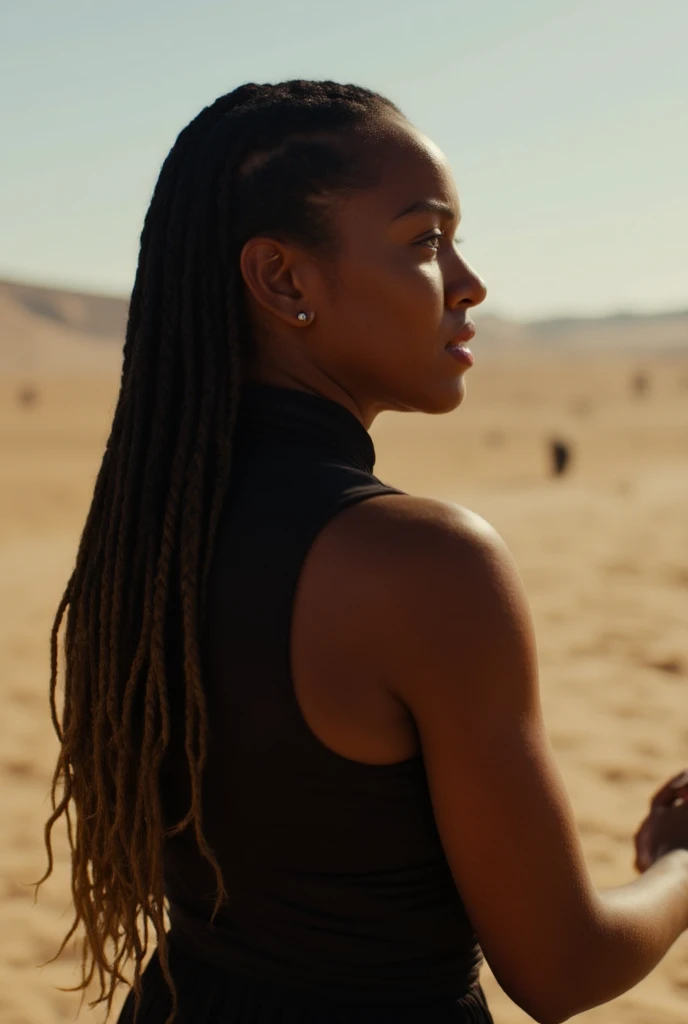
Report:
426,377,467,415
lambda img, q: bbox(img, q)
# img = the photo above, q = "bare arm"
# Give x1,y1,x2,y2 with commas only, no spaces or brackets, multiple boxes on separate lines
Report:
357,496,688,1024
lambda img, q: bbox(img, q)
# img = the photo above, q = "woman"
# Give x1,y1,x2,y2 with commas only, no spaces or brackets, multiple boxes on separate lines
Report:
39,80,688,1024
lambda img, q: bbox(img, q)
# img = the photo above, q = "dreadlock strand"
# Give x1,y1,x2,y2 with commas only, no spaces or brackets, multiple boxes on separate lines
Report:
177,309,224,894
91,439,132,866
105,447,151,921
105,396,140,742
128,181,211,1015
120,156,212,1007
106,326,168,975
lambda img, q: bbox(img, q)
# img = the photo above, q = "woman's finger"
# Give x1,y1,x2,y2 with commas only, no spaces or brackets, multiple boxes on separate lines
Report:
634,819,652,872
651,770,688,808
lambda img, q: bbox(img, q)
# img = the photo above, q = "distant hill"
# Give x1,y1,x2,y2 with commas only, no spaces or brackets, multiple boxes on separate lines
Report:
0,277,686,374
0,279,127,375
474,308,687,358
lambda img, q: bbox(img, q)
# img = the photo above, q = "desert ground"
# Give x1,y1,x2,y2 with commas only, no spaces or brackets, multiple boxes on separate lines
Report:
1,327,687,1021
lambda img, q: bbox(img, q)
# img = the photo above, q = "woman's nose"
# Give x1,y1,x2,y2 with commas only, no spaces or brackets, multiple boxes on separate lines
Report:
448,257,487,309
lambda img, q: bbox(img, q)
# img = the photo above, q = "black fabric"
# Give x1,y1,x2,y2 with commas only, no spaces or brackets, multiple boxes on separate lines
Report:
118,935,494,1023
119,383,493,1022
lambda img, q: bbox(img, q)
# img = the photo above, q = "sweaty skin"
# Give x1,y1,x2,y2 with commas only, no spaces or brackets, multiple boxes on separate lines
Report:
239,112,688,1024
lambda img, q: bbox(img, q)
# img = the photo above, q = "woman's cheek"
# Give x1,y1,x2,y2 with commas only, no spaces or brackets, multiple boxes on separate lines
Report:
413,263,445,315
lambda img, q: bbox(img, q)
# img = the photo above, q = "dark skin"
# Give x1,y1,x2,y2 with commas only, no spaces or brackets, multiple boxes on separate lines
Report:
240,113,688,1024
240,115,485,424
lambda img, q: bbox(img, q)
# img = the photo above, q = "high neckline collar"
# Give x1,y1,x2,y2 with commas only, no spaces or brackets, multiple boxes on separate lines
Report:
238,383,377,474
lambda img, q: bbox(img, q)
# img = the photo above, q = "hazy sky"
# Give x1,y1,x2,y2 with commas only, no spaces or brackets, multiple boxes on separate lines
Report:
1,0,686,318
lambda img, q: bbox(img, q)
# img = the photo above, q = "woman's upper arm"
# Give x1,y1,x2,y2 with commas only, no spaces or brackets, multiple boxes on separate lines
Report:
365,497,602,1021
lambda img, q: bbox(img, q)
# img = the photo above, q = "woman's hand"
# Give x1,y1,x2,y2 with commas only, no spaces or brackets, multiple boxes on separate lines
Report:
635,770,688,872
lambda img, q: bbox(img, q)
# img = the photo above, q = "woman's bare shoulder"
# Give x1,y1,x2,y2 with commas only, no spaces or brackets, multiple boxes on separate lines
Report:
318,491,525,689
332,490,499,545
329,491,511,590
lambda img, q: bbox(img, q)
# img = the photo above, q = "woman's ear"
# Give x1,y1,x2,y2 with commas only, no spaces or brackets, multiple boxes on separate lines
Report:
240,237,312,326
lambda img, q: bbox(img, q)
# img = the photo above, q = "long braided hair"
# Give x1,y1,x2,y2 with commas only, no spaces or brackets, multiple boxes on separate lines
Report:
37,80,402,1021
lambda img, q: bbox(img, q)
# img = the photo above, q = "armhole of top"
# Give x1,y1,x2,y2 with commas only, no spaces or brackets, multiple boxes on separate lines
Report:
284,482,421,775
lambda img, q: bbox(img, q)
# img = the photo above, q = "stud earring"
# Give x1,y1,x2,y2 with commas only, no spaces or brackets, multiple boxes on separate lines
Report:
296,311,313,322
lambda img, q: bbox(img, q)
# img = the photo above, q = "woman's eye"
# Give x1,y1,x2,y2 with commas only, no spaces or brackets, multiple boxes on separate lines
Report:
419,233,443,251
418,233,464,252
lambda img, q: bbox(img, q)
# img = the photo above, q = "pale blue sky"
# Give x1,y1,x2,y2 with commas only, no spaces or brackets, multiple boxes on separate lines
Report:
1,0,686,318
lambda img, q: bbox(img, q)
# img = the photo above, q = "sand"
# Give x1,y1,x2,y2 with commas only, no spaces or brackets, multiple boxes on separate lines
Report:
1,351,687,1022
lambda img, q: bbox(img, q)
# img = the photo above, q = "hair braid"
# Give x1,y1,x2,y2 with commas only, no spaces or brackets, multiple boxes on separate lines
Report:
37,79,402,1022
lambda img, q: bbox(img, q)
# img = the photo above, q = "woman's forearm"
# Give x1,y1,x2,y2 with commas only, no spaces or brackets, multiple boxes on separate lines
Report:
570,849,688,1019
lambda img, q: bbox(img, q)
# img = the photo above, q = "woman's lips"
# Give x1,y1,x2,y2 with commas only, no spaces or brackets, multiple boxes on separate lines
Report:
445,320,476,347
445,344,474,367
445,321,476,367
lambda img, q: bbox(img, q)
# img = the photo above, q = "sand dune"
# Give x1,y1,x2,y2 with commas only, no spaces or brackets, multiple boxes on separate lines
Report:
1,280,687,1021
0,283,122,376
0,279,127,342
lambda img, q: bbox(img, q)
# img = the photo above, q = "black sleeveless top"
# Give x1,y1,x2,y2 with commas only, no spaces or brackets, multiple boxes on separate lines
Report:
130,384,493,1023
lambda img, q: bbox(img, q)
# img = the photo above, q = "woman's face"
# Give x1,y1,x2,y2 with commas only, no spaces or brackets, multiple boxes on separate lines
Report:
242,113,487,425
308,115,487,421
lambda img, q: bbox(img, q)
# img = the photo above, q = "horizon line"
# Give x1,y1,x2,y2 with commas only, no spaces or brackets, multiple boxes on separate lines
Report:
1,272,686,328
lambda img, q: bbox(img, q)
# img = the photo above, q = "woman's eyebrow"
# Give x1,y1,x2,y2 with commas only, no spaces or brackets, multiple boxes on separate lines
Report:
391,198,456,221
